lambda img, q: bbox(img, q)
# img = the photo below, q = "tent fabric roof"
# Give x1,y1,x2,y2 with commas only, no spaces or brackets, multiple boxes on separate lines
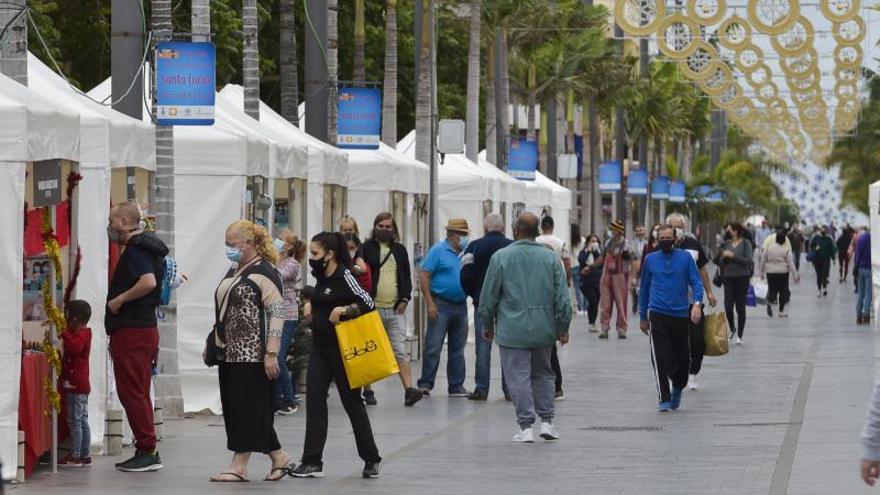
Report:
535,171,572,211
397,130,488,199
28,53,153,170
0,72,80,163
221,85,348,186
477,149,556,208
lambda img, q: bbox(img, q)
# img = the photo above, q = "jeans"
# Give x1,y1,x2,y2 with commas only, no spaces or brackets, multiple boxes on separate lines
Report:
793,251,801,272
858,268,873,317
418,297,468,392
500,346,555,429
571,270,587,312
66,393,90,458
473,309,492,394
273,320,298,407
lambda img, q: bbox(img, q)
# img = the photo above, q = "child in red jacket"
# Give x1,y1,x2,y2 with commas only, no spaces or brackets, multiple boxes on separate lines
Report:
59,300,92,467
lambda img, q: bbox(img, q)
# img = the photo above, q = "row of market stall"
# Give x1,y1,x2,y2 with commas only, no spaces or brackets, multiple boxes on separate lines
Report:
0,55,571,481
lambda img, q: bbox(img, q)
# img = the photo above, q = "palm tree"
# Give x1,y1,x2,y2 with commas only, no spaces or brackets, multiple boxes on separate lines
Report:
381,0,398,147
415,0,432,165
484,42,496,164
353,0,366,85
465,0,480,162
327,0,339,143
280,0,299,126
243,0,259,119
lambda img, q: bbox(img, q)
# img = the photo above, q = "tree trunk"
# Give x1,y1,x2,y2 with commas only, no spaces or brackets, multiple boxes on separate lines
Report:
0,0,26,84
527,63,536,142
280,0,299,125
499,27,511,164
485,41,496,164
327,0,339,144
464,0,480,161
381,0,398,147
243,0,260,120
415,0,432,165
353,0,366,85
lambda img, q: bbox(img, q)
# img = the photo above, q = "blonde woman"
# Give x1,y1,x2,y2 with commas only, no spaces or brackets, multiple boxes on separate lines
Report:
207,220,294,482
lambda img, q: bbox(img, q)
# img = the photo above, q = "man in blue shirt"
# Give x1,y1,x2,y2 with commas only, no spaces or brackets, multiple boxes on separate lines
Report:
639,224,704,412
418,218,471,396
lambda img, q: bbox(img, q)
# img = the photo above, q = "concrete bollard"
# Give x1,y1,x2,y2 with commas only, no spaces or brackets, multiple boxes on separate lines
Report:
104,409,124,455
16,431,25,482
153,405,164,441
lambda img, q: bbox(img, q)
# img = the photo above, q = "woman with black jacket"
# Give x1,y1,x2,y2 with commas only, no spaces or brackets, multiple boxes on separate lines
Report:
578,234,604,333
290,232,382,480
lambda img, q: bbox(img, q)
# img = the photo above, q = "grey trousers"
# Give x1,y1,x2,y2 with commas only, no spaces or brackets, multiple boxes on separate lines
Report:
500,345,556,429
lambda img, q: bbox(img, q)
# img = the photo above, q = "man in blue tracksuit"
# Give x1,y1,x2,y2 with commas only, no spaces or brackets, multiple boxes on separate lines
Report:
639,224,704,412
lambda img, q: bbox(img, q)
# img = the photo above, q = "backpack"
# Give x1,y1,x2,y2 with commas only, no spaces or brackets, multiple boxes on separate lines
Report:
159,256,178,306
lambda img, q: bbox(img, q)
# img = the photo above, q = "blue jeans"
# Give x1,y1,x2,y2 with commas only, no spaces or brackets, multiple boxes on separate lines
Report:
857,268,873,317
418,298,468,392
473,309,491,394
65,393,90,458
273,320,298,407
571,270,587,312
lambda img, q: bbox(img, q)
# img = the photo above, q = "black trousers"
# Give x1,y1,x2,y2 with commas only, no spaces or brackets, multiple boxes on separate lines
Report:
814,257,831,291
301,340,381,467
723,275,750,338
688,304,705,375
550,345,563,392
580,284,600,325
219,362,281,454
793,251,801,272
766,273,791,311
649,313,690,403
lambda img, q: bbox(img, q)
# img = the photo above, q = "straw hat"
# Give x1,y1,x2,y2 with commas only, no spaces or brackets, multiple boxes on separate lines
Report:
610,220,625,234
445,218,471,234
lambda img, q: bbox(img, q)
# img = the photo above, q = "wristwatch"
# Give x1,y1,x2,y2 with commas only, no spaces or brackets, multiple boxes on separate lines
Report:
265,351,278,359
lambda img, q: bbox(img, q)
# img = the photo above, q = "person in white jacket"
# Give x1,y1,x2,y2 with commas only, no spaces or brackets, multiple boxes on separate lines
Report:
759,233,799,318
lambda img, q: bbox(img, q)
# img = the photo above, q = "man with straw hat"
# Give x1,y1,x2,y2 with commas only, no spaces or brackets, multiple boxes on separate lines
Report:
599,220,634,339
418,218,472,397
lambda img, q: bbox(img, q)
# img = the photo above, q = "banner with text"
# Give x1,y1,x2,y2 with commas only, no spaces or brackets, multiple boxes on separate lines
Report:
627,169,648,195
651,175,669,200
337,87,382,149
668,180,686,203
155,42,216,125
508,138,538,180
598,161,622,192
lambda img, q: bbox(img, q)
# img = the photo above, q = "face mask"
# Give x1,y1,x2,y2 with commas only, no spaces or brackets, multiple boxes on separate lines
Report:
459,236,470,251
273,238,285,253
226,246,242,263
659,240,674,253
589,242,599,250
107,224,121,243
674,227,684,240
375,230,394,243
349,249,357,260
724,231,733,240
309,256,329,276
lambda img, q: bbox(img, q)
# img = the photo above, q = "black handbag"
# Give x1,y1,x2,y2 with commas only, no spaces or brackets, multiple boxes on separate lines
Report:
205,266,249,367
712,268,723,288
204,329,220,367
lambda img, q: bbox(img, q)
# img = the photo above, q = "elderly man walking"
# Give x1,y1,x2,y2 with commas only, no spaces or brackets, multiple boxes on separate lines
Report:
479,213,572,442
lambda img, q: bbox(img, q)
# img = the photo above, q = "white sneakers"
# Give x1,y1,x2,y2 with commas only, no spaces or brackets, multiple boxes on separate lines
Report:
539,422,560,441
687,374,699,390
513,423,560,443
736,336,743,345
513,428,535,443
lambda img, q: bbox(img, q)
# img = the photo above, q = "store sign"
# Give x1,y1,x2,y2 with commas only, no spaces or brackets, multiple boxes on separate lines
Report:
508,138,538,180
155,42,216,125
627,169,648,195
695,185,712,201
669,180,686,203
651,175,669,200
337,87,381,149
598,161,621,192
32,160,62,207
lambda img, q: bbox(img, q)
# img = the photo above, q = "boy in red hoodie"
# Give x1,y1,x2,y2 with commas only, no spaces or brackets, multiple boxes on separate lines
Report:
59,300,92,467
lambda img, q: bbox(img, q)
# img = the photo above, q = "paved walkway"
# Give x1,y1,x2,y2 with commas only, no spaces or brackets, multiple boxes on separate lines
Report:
10,269,879,494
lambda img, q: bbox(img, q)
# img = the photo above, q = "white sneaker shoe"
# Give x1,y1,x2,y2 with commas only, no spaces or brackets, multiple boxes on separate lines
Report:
513,427,535,443
539,422,559,441
736,336,743,345
687,374,699,390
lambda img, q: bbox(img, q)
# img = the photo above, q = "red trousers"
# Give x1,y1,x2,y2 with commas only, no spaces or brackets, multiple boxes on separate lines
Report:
600,273,629,334
110,326,159,454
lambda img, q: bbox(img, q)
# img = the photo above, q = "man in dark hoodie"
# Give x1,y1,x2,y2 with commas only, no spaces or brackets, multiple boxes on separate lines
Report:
105,203,168,472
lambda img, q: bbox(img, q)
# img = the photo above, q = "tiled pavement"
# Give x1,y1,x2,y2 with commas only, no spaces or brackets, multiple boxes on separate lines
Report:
11,269,878,494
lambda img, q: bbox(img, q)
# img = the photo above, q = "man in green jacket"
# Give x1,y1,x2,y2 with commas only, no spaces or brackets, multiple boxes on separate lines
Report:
479,212,572,443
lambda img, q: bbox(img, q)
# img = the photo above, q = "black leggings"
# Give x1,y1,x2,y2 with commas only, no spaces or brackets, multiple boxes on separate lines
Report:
814,257,831,291
550,345,563,393
723,276,750,338
766,273,791,311
580,284,600,325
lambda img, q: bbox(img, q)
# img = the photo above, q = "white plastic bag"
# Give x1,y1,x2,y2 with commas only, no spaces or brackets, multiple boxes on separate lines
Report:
752,279,768,300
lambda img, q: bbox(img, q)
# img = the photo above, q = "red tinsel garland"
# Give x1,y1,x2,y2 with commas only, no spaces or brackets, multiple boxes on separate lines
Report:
65,171,82,202
64,246,82,306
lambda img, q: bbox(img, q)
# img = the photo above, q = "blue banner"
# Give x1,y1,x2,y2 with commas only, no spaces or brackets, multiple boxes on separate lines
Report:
651,175,669,200
508,138,538,181
155,42,216,125
337,87,381,149
574,134,584,179
695,185,712,200
598,161,621,192
627,169,648,195
668,180,686,203
708,190,724,203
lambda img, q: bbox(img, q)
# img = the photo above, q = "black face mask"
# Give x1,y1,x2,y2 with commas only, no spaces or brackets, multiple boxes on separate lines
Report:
375,230,393,243
723,231,733,240
309,257,328,277
659,240,674,253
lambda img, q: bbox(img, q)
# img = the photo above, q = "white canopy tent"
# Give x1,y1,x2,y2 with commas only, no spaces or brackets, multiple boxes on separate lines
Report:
473,151,527,236
535,171,573,246
89,78,258,414
28,54,156,452
0,72,80,482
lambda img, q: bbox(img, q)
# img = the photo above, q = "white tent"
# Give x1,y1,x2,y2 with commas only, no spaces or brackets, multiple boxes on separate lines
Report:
0,72,80,482
89,78,257,414
28,54,156,451
473,151,527,236
535,171,573,245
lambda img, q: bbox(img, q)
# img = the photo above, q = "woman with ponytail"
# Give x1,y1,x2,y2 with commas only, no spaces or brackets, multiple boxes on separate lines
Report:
206,220,293,482
289,232,382,479
272,230,307,415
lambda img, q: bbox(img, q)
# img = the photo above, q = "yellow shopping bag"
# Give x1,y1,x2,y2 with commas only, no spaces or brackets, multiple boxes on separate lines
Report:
335,311,400,389
703,310,730,357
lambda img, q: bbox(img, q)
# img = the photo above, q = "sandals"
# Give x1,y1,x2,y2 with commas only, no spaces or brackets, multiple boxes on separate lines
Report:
264,462,296,482
210,472,250,483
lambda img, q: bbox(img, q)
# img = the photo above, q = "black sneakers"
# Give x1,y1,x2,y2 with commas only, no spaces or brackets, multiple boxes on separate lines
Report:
290,463,324,478
362,389,378,406
467,390,488,401
362,461,380,479
116,451,163,472
404,387,424,407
